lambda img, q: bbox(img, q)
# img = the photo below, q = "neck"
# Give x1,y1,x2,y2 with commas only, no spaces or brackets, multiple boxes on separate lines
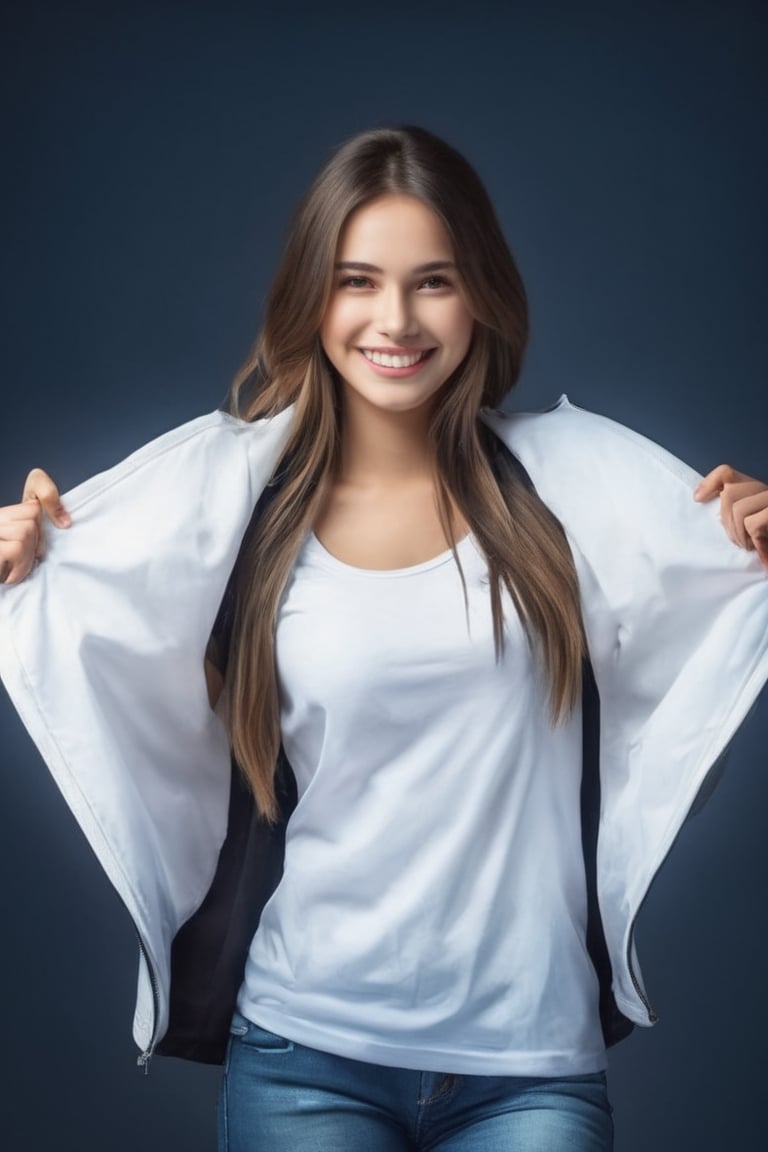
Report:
337,390,436,486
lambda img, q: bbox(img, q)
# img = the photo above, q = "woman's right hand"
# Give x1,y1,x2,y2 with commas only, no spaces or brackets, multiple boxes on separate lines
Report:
0,469,71,586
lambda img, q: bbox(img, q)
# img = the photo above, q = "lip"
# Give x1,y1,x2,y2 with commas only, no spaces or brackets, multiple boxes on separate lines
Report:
359,346,435,355
358,347,436,378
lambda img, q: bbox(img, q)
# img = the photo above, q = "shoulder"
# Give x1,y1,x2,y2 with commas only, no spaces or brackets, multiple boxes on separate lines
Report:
480,395,701,519
61,407,295,512
480,396,767,610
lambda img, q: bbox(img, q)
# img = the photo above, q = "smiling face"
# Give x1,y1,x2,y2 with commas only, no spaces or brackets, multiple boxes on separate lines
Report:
320,195,475,417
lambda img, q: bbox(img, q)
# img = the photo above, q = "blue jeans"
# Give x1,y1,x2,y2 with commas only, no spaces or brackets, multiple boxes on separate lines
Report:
218,1012,613,1151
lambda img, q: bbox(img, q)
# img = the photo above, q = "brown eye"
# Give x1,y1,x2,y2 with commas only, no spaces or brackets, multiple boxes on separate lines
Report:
420,275,450,290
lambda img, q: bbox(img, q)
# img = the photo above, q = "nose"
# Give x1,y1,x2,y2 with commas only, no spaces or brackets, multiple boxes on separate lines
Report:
376,284,418,338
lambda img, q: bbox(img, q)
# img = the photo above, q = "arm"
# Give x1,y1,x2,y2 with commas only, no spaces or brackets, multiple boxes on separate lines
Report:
1,467,226,709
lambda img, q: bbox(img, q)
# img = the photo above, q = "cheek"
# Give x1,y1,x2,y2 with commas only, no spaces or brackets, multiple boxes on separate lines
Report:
321,299,365,351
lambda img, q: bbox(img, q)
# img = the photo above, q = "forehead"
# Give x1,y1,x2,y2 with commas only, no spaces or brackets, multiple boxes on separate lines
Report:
337,195,454,261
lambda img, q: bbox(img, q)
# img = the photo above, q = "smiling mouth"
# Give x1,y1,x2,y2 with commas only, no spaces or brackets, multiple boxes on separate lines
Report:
360,348,435,368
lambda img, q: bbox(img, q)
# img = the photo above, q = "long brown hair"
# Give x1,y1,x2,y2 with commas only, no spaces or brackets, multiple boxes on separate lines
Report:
223,125,584,821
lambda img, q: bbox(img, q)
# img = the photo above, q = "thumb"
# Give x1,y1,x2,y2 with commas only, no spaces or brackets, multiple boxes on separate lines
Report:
22,468,71,528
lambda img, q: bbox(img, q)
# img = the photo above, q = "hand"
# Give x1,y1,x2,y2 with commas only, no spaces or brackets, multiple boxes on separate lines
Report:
0,469,71,586
694,465,768,570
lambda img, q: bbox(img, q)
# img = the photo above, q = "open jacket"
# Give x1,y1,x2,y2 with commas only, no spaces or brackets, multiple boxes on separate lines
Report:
1,396,766,1067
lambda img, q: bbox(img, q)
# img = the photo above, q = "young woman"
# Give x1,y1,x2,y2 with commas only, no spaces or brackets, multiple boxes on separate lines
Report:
1,126,767,1152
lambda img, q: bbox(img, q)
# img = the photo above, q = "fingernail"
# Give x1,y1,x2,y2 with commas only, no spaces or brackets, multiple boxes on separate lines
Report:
56,509,71,527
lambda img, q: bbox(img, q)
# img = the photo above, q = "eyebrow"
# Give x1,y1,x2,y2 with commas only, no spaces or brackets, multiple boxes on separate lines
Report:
334,260,457,274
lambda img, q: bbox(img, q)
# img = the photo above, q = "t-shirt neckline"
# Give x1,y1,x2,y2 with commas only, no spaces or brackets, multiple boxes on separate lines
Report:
306,531,475,578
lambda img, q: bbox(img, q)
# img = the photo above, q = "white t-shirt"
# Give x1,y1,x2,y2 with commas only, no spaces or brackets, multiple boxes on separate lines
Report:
237,529,606,1076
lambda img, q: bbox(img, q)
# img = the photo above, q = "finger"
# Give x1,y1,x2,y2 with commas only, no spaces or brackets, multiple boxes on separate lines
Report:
721,487,768,548
0,503,48,523
0,521,40,544
0,539,36,585
744,508,768,570
21,469,71,527
693,464,752,502
0,508,43,562
0,516,41,564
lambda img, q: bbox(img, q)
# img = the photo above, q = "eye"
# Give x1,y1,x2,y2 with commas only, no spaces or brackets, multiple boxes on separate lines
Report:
419,275,451,290
339,275,372,289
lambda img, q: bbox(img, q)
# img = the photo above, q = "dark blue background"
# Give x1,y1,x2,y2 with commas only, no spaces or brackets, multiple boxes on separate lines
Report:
1,1,766,1149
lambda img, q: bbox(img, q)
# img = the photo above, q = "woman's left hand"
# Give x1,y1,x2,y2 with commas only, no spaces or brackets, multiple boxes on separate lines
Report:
694,466,768,569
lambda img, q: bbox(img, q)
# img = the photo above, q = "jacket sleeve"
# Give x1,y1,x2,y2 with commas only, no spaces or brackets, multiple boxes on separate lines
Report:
0,407,293,1052
482,396,768,1022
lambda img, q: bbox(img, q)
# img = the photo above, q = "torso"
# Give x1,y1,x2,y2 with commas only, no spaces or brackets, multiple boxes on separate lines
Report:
237,524,605,1076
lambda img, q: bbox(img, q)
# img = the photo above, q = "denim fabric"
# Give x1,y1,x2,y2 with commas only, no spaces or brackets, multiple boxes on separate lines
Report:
218,1012,614,1151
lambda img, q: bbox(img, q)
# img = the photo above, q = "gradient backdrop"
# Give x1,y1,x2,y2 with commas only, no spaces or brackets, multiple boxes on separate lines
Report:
1,1,766,1149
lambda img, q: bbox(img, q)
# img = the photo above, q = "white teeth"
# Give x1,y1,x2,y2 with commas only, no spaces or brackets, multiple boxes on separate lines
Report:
362,349,428,368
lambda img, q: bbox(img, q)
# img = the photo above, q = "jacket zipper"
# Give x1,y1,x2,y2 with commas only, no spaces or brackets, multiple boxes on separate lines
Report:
626,918,658,1023
624,744,738,1027
623,771,719,1026
135,929,161,1075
